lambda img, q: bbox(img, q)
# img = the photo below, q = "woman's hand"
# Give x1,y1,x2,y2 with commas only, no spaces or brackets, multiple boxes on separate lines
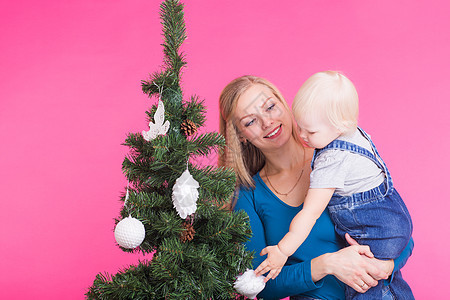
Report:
314,233,390,294
345,234,395,280
322,233,392,293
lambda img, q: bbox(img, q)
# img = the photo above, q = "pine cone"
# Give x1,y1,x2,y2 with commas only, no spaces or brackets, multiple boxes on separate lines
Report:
180,222,196,242
181,119,197,136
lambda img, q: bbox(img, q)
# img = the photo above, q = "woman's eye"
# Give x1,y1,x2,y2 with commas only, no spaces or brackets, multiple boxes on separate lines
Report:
267,103,275,111
245,119,255,127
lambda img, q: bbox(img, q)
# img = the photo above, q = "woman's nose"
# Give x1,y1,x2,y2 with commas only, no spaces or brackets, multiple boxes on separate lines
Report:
261,115,273,129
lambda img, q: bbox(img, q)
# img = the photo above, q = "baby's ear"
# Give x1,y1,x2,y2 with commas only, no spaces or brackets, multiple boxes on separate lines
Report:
335,125,346,135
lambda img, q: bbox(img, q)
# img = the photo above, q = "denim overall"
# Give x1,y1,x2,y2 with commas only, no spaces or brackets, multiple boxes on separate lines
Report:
311,127,414,299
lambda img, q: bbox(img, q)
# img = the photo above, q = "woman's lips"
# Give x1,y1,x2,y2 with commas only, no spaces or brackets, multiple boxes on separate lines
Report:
264,125,282,139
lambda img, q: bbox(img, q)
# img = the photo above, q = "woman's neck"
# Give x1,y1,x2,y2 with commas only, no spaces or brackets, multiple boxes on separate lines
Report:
263,138,309,175
260,137,313,207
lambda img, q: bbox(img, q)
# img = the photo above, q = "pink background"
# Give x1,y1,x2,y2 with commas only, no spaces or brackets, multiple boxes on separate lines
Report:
1,0,449,298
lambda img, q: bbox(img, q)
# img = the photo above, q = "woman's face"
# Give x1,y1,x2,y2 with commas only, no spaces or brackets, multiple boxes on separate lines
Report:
233,84,293,152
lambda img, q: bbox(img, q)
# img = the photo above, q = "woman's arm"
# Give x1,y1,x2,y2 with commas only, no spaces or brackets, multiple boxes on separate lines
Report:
391,237,414,281
345,234,415,288
234,189,392,299
234,189,324,299
373,237,414,285
255,188,335,280
317,242,385,294
260,239,387,298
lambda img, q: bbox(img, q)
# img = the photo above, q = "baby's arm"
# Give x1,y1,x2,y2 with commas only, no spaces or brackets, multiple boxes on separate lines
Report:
255,188,335,280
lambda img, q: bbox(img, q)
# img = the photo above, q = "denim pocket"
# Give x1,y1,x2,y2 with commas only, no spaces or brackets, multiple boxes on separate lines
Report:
329,206,366,239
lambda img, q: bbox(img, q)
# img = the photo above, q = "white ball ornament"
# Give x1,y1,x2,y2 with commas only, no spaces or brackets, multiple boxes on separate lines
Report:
233,269,266,299
114,216,146,249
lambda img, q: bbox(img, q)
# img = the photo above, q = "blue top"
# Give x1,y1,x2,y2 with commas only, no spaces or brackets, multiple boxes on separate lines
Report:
234,172,414,300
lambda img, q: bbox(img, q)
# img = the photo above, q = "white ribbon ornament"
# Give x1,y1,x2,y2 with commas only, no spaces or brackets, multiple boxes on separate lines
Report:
172,168,199,219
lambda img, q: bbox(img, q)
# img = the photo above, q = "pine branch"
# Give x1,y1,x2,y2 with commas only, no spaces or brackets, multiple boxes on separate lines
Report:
141,0,186,99
195,210,252,245
182,95,207,127
186,132,225,158
141,70,177,99
193,165,236,203
86,262,156,299
160,0,187,78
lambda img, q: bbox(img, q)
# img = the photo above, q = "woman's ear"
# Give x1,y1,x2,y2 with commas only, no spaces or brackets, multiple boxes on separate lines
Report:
236,127,247,144
239,136,248,145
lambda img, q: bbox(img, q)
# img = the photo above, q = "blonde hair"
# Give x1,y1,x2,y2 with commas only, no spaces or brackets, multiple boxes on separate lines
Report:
292,71,359,134
219,75,299,188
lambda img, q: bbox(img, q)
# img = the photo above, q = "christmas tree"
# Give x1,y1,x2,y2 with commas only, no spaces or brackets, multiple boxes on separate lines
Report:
86,0,254,299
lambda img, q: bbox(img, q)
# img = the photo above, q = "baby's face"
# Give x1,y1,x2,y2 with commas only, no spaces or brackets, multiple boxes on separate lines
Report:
296,112,341,149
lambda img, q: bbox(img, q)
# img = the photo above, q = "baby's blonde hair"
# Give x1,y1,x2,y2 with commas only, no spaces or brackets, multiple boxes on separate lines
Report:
292,71,359,134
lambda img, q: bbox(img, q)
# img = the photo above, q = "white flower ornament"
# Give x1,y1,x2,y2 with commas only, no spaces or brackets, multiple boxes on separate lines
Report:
142,100,170,141
172,168,199,219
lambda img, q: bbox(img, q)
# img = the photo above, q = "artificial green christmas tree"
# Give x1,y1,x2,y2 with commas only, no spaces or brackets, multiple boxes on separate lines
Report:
86,1,255,299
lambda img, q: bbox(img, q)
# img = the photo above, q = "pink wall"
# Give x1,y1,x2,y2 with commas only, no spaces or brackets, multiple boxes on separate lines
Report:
1,0,448,298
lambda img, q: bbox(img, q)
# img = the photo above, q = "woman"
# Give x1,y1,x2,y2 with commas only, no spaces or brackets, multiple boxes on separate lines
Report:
219,75,413,299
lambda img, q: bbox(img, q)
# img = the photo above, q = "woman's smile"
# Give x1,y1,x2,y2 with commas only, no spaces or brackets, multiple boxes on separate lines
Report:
264,125,282,139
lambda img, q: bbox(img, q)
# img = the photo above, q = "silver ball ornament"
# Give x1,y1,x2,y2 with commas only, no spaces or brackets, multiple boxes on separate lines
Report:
114,216,145,249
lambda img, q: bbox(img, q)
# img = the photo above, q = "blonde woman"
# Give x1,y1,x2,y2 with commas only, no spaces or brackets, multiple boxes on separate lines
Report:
219,75,413,300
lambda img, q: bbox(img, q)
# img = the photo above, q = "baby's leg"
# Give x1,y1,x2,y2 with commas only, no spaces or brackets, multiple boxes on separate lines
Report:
330,189,412,260
333,189,414,299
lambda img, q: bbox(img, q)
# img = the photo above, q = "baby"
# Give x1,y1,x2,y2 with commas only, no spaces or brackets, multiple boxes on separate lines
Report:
255,71,413,299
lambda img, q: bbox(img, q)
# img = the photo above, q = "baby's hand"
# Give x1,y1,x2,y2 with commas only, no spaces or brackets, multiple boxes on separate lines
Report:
254,245,288,282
